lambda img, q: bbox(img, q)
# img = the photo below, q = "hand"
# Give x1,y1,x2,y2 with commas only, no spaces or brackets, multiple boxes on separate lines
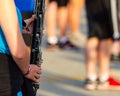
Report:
22,15,35,34
24,64,42,83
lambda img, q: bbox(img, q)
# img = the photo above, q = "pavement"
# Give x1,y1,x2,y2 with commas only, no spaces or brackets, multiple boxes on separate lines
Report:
36,8,120,96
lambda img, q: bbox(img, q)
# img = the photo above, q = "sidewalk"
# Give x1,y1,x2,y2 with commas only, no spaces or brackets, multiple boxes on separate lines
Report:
36,47,120,96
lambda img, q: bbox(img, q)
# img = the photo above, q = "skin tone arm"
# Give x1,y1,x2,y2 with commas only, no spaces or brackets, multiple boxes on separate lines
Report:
0,0,41,83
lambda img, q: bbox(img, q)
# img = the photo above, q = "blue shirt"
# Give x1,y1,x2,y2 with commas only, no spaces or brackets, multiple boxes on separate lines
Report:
0,7,22,54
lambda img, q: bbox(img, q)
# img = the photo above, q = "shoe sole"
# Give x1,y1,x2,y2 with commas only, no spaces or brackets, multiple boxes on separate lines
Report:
97,86,120,90
85,84,96,91
47,46,58,51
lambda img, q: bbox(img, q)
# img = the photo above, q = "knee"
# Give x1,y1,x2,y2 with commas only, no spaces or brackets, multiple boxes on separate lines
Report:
85,44,98,59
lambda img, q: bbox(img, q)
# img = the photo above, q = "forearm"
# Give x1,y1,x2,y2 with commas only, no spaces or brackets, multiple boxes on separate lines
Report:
7,29,30,74
12,46,30,74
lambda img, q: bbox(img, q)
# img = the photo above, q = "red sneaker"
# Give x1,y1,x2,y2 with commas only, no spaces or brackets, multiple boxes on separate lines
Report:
108,76,120,85
97,76,120,90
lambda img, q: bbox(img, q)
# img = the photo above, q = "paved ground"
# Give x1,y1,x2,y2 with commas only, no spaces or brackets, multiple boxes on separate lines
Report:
37,48,120,96
36,8,120,96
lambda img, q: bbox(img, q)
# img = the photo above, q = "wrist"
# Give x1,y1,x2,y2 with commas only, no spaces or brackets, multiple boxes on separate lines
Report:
23,65,31,76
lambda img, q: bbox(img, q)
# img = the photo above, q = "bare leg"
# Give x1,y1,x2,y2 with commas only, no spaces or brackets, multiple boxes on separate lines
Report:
46,2,58,45
67,0,86,48
98,39,113,81
68,0,85,33
57,7,68,37
84,37,99,90
111,40,120,56
85,38,99,79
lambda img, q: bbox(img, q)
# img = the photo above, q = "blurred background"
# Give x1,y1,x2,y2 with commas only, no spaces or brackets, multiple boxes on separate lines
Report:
36,0,120,96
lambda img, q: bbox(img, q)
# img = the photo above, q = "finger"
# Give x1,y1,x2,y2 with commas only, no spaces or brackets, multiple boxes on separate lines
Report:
34,74,40,79
35,79,40,83
33,78,40,83
37,71,41,74
33,78,37,82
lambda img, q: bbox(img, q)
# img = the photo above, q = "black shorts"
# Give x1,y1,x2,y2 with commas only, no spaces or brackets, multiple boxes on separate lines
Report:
49,0,69,7
0,53,23,96
85,0,113,40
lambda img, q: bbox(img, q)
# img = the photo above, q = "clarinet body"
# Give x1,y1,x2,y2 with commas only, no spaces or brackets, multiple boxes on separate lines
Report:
22,0,45,96
30,0,45,65
30,0,45,94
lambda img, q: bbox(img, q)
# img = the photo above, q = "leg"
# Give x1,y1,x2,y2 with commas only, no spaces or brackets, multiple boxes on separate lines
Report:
98,39,112,80
57,6,68,38
84,37,99,90
97,39,120,90
68,0,86,48
57,0,78,50
68,0,85,33
111,39,120,61
46,1,58,46
85,38,99,79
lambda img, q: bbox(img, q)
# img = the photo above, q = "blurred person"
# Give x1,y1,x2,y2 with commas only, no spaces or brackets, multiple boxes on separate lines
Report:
46,0,78,50
68,0,86,48
0,0,41,96
84,0,120,90
110,0,120,61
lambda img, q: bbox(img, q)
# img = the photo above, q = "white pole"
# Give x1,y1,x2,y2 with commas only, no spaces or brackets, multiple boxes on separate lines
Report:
110,0,120,39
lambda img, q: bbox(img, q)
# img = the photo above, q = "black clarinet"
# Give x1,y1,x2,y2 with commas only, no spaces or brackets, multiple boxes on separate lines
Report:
22,0,45,96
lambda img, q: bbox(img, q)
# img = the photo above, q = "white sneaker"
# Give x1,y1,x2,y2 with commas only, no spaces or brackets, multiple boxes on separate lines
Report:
68,32,86,48
84,78,97,90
